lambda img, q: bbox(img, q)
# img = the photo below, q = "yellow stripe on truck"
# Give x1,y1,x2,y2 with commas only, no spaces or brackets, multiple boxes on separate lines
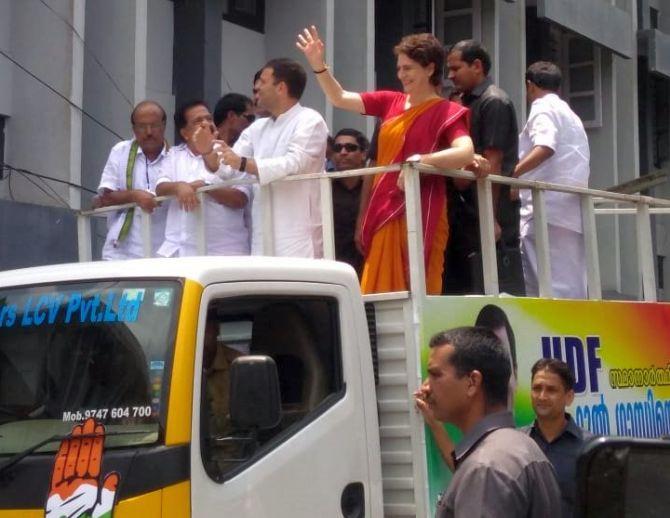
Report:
165,279,203,446
115,489,162,516
161,480,190,517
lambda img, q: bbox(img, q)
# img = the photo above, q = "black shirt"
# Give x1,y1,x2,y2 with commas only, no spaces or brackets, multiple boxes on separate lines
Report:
449,77,520,250
332,178,363,275
521,414,595,518
463,77,519,176
443,77,523,295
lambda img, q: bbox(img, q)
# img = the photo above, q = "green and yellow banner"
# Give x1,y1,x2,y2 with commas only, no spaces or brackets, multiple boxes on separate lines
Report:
420,296,670,512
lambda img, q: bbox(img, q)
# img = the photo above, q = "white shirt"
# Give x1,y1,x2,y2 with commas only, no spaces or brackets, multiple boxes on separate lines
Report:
518,93,590,233
156,144,251,257
97,139,169,260
219,102,327,257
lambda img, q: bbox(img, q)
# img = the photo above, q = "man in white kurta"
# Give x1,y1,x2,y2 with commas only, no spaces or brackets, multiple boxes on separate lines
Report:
155,144,251,256
96,101,169,260
197,58,327,258
156,101,251,257
513,62,590,299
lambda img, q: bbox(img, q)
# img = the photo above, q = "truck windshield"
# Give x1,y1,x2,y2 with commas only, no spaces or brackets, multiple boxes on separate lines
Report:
0,279,181,455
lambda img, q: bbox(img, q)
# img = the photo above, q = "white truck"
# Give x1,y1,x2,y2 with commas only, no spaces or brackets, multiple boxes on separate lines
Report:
1,163,670,517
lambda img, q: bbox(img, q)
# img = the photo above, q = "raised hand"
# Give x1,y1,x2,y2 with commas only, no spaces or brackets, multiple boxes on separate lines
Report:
413,380,440,428
215,141,243,171
45,418,120,518
296,25,326,71
192,121,218,156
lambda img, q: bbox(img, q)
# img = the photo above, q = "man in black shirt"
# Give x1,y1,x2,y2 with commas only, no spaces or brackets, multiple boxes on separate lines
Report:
521,358,595,518
330,128,369,275
444,40,524,295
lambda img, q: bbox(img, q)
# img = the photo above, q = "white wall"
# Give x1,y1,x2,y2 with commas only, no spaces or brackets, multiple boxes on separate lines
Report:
2,0,74,207
0,0,174,208
615,48,642,298
264,0,327,116
0,0,13,117
219,0,375,138
332,0,374,136
0,0,13,202
80,0,136,202
492,0,526,126
589,51,623,296
80,0,174,204
146,0,175,140
221,20,265,97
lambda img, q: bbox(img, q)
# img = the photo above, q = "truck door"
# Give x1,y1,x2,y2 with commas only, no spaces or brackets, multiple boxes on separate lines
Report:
191,281,375,517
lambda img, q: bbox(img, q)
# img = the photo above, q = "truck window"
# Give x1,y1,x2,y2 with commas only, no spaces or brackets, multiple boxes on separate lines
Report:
0,280,181,454
200,295,344,482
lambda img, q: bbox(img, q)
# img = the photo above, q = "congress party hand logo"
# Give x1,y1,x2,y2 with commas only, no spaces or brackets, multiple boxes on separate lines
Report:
45,418,119,518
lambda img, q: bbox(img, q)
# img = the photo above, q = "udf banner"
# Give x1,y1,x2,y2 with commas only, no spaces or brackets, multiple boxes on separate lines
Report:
420,296,670,513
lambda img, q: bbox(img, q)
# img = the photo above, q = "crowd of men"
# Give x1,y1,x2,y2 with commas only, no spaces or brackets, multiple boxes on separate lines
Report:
416,328,594,517
95,40,591,300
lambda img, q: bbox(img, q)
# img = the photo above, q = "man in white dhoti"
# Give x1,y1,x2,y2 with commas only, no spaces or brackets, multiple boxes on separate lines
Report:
196,58,328,258
513,61,590,299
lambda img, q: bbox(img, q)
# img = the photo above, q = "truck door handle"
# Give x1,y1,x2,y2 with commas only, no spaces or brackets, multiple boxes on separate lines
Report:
341,482,365,518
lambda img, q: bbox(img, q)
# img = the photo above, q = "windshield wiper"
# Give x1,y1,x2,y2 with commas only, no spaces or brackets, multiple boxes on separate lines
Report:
0,429,154,476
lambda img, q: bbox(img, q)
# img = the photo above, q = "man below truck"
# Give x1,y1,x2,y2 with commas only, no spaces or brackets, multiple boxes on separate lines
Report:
418,326,561,517
522,358,595,518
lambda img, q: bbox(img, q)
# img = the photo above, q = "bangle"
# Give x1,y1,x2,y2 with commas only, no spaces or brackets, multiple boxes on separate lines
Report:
313,65,329,74
239,156,247,172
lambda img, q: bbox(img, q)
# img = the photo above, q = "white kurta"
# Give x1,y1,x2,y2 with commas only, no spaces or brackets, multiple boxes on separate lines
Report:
156,144,251,257
518,93,590,299
219,103,328,258
518,93,590,233
97,139,169,260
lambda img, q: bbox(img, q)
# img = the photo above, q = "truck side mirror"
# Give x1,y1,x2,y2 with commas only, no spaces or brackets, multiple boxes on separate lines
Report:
229,355,281,431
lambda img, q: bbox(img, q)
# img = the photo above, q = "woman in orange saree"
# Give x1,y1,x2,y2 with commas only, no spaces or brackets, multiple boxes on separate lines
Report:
297,28,474,294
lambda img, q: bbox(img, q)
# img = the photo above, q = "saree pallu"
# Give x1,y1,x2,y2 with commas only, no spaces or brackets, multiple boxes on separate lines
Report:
360,98,468,294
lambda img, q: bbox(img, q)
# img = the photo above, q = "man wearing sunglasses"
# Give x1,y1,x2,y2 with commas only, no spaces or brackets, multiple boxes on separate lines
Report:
330,128,369,275
213,93,255,146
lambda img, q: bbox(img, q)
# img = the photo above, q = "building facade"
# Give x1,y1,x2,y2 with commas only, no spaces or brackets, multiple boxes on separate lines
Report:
0,0,668,300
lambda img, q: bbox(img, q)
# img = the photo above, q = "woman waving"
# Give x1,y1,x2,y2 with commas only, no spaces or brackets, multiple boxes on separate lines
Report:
297,26,474,294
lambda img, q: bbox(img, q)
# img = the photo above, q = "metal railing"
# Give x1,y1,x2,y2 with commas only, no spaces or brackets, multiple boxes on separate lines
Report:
78,162,670,303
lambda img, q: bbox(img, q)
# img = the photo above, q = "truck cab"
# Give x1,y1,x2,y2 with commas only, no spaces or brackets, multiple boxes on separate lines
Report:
4,162,670,517
0,257,382,517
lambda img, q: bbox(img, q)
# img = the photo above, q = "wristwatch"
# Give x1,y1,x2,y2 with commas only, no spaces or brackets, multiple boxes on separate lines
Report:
239,156,247,172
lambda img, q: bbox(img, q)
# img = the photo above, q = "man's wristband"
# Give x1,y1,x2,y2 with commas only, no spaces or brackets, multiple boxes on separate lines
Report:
239,156,247,172
313,64,329,74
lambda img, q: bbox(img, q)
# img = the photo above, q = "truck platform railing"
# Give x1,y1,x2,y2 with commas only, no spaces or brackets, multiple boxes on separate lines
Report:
77,162,670,303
